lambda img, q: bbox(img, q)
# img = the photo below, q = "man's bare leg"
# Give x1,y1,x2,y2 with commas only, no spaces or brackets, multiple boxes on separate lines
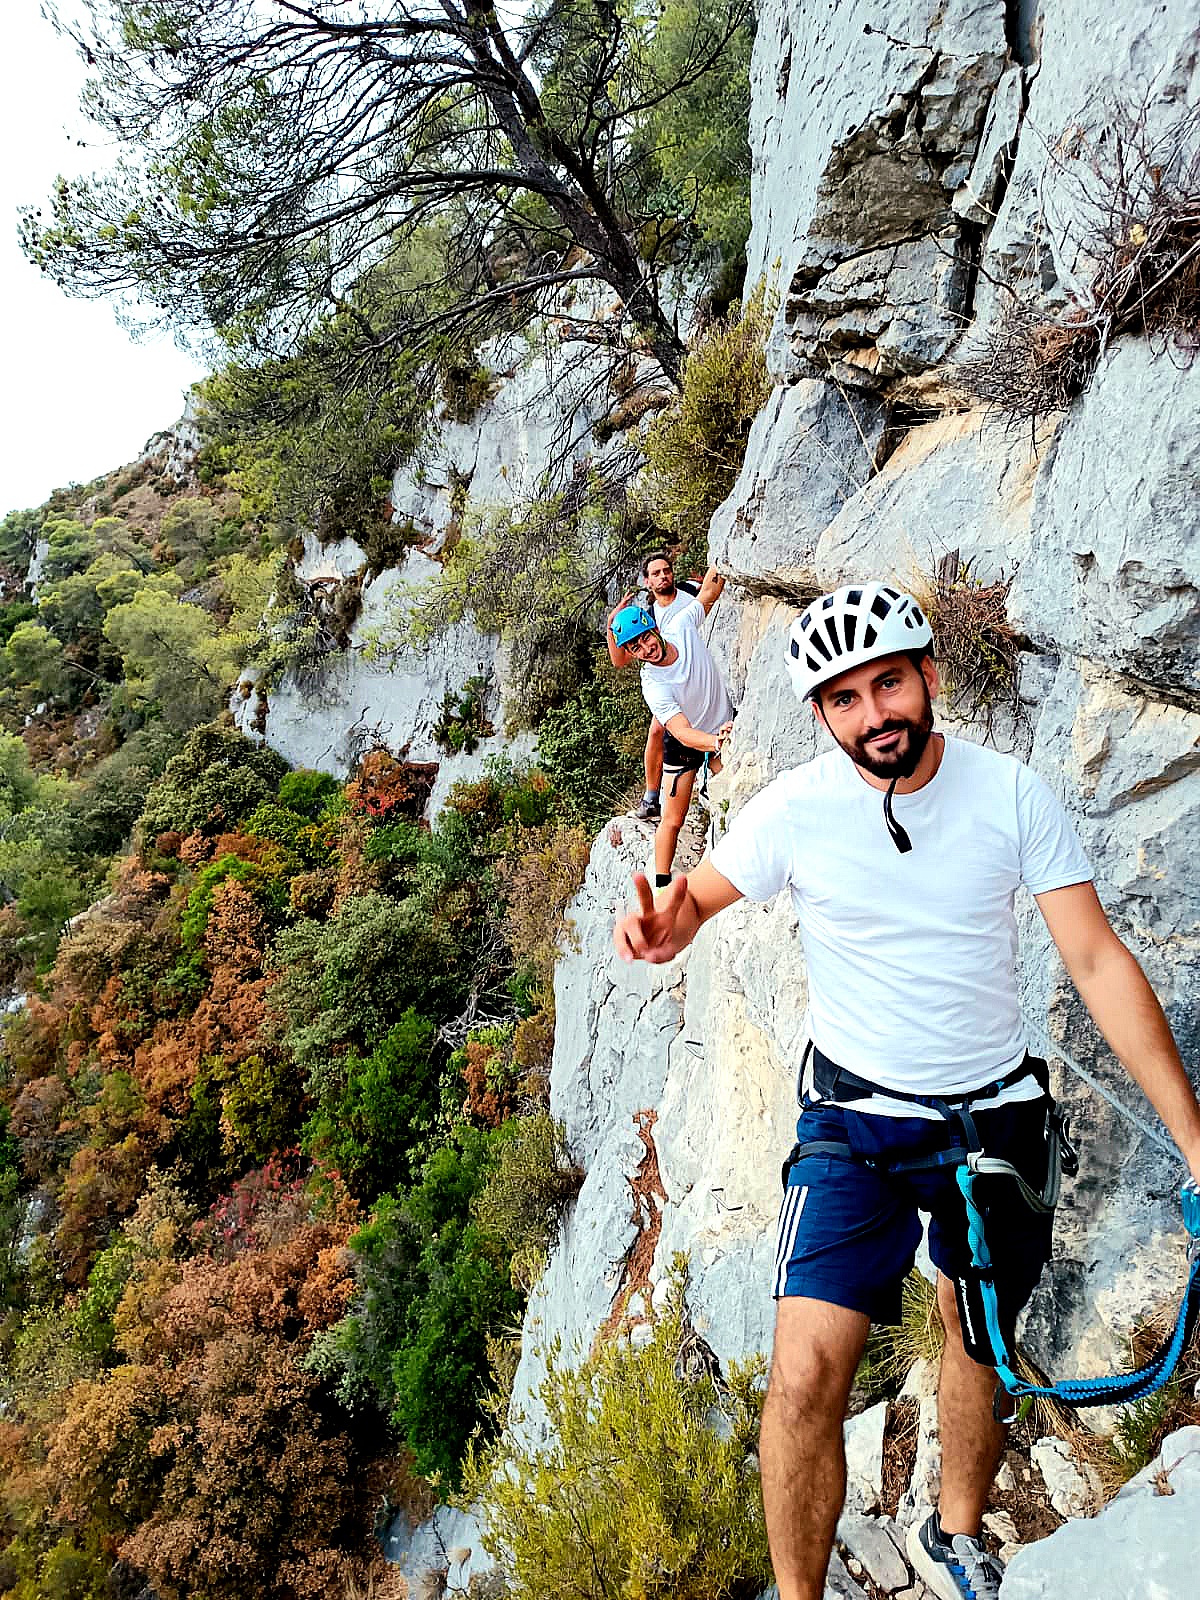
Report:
935,1272,1006,1535
760,1296,870,1600
654,767,695,878
644,719,664,793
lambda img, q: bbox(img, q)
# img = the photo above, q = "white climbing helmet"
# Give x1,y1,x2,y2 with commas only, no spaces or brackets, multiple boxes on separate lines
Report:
786,581,933,702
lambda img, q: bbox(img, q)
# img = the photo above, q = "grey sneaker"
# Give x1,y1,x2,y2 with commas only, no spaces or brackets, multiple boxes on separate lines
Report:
906,1512,1004,1600
632,795,660,821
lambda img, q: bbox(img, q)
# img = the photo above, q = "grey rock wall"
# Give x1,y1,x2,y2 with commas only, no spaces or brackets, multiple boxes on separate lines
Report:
1002,1427,1200,1598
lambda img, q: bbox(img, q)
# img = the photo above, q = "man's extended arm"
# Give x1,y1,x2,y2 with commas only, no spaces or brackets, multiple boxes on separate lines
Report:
614,860,743,964
605,590,637,668
697,564,725,614
1036,881,1200,1181
662,710,734,753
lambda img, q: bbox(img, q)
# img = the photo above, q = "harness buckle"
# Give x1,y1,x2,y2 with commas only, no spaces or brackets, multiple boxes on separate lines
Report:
1055,1110,1079,1178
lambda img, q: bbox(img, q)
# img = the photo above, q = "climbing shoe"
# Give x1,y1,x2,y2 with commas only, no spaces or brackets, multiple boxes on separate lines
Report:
906,1512,1004,1600
632,795,661,822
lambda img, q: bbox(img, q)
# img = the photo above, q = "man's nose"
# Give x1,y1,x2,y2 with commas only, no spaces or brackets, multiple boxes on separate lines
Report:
859,690,884,727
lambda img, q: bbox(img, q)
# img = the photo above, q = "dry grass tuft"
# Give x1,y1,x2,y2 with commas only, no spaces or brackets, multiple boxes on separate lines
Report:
918,550,1022,732
955,98,1200,423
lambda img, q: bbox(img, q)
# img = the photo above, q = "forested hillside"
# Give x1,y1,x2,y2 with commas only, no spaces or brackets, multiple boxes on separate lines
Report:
0,4,759,1596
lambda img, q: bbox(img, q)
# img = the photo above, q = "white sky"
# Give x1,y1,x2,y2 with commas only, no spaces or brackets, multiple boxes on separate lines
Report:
0,2,208,518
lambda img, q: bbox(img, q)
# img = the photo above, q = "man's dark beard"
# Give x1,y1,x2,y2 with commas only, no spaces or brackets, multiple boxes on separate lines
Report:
836,685,935,779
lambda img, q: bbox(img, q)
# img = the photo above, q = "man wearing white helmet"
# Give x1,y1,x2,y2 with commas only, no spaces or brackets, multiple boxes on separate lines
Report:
613,580,1200,1600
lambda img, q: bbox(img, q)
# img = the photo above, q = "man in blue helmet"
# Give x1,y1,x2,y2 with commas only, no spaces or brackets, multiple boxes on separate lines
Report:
605,554,725,821
609,579,735,885
613,580,1200,1600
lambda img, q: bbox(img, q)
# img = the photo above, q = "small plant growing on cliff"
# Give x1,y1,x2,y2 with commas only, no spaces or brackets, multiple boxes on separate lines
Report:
472,1112,583,1291
495,821,592,993
857,1268,946,1402
434,674,495,755
461,1260,772,1600
917,552,1021,732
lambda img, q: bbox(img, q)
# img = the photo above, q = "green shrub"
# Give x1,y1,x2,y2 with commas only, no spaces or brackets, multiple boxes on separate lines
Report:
444,758,559,841
639,285,772,572
302,1009,439,1199
270,892,465,1075
306,1127,519,1487
473,1113,583,1290
212,1052,305,1164
277,767,341,818
67,723,183,857
178,853,284,954
0,600,39,646
433,674,495,755
137,724,288,839
535,653,647,827
462,1262,771,1600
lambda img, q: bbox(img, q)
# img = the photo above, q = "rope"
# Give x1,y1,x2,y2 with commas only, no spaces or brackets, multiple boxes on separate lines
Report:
1020,1013,1183,1164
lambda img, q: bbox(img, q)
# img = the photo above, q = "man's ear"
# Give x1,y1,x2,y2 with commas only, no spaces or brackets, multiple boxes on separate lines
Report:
920,654,940,700
810,696,828,730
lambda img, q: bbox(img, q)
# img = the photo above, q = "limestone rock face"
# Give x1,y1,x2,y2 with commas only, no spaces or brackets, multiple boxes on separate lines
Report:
232,531,523,782
388,319,654,554
708,380,883,585
1012,341,1200,700
506,6,1200,1580
1002,1427,1200,1600
510,813,803,1437
748,0,1007,384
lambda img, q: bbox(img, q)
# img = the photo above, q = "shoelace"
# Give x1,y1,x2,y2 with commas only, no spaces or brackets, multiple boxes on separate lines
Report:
948,1534,1004,1600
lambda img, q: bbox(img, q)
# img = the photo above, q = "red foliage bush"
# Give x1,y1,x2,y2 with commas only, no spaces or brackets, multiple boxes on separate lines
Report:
344,748,438,821
461,1035,518,1130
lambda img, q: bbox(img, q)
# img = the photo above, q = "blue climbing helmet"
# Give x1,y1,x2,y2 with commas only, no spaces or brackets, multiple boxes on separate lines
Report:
612,604,658,648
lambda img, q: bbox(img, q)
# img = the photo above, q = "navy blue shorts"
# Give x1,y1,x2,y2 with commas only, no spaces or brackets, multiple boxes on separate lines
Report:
774,1095,1054,1338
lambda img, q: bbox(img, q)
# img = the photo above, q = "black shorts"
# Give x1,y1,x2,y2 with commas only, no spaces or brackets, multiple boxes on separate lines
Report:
661,729,706,773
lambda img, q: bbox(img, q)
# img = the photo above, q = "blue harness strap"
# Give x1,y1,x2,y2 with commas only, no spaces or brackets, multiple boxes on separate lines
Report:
958,1169,1200,1416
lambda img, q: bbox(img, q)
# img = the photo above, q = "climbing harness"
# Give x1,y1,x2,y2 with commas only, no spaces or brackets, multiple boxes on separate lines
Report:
788,1046,1200,1420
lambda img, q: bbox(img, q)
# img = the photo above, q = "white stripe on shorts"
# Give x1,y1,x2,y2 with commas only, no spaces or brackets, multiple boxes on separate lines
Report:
773,1183,809,1297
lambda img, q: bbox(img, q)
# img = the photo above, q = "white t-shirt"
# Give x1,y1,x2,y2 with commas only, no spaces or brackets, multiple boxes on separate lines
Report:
709,735,1093,1097
640,598,734,735
651,583,699,630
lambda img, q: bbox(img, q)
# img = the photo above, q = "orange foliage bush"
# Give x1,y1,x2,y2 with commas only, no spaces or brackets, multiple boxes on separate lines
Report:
461,1034,518,1130
344,748,438,821
179,831,213,866
44,1173,377,1600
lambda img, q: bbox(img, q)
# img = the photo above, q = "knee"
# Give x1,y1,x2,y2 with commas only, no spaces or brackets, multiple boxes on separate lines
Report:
647,720,664,748
765,1348,849,1433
